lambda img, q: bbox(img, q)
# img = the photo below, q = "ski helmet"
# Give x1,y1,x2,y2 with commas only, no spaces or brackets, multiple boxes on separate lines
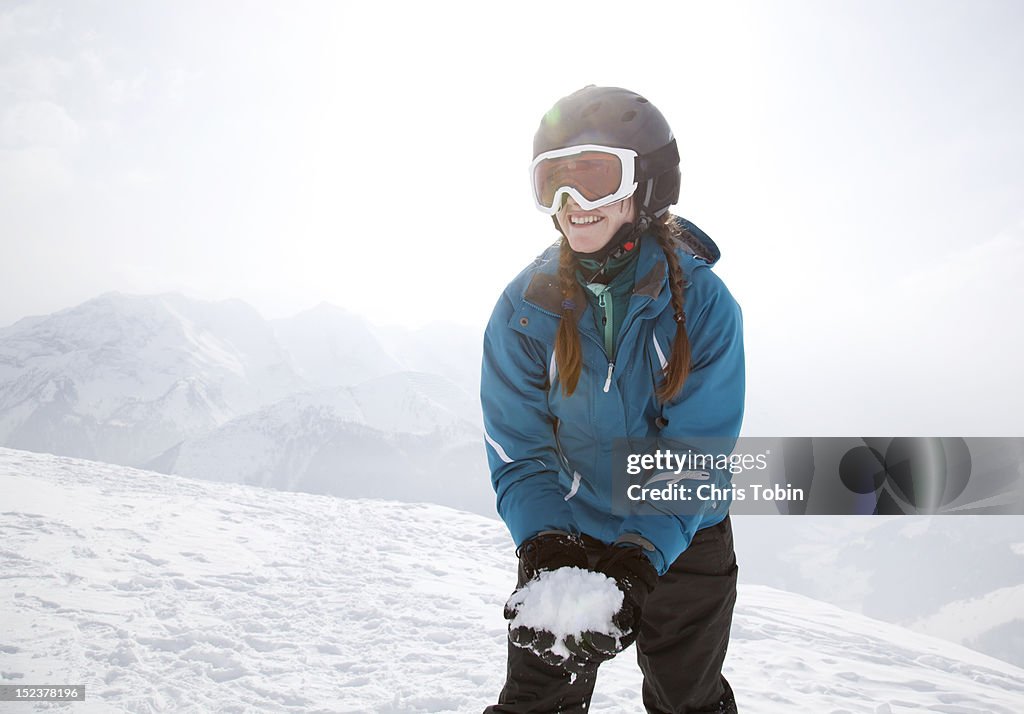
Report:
533,86,681,220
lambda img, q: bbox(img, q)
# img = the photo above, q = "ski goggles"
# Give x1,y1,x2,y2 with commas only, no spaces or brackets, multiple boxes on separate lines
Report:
530,144,638,215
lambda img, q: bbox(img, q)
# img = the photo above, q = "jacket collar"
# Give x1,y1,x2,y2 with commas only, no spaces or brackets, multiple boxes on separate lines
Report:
522,232,668,316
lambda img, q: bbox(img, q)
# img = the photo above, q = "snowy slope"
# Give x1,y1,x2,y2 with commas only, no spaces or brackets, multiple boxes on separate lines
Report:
910,584,1024,670
730,516,1024,668
3,447,1023,713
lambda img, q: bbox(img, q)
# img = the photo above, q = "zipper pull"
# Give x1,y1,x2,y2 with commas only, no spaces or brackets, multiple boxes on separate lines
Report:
603,362,614,393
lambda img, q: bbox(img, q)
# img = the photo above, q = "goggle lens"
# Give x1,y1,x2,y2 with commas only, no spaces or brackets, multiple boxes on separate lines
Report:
533,151,626,208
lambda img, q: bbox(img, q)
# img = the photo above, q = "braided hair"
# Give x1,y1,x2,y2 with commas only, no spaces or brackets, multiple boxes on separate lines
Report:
555,241,585,397
650,216,692,402
554,213,691,402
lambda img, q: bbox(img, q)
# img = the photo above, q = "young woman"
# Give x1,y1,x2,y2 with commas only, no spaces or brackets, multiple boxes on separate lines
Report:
481,86,744,714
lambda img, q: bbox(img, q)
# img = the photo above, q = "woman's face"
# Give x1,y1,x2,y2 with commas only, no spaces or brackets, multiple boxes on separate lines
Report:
556,195,637,254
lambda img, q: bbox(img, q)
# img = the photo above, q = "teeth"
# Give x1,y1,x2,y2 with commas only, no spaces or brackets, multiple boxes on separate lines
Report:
570,215,604,225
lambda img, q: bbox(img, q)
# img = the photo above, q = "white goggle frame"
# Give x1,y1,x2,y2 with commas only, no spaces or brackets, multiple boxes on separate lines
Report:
530,144,638,215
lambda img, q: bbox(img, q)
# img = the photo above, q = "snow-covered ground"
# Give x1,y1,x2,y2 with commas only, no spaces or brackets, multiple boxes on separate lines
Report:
2,447,1023,713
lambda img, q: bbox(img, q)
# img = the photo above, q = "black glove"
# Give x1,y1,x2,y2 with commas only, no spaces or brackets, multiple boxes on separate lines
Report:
592,543,659,650
516,530,588,581
504,531,590,668
505,592,612,672
506,614,587,670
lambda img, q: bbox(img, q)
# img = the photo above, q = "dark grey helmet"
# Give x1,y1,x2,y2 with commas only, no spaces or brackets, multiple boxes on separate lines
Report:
533,85,681,218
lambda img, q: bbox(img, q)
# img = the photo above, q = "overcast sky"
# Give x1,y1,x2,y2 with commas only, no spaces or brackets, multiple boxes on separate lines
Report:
2,0,1023,435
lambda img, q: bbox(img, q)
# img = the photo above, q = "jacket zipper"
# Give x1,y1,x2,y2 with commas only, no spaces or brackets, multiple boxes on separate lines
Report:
590,285,616,393
521,292,654,395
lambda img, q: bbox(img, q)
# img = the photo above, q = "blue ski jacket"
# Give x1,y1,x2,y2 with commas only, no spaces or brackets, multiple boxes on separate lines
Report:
481,218,745,575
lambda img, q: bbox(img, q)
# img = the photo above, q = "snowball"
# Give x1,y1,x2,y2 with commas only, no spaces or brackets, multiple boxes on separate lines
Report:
507,567,625,660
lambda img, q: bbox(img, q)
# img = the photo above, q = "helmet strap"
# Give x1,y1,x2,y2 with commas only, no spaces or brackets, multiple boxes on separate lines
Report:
569,220,645,284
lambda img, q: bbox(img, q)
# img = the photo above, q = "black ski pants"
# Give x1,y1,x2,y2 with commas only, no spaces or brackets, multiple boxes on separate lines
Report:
484,514,739,714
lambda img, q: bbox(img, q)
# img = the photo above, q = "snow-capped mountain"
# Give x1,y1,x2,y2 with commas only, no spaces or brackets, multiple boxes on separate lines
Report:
269,302,405,388
146,372,493,515
3,447,1023,713
271,303,483,397
0,293,488,513
370,320,484,398
0,292,306,465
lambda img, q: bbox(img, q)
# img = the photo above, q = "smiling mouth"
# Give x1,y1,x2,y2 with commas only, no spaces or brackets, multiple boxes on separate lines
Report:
569,215,604,226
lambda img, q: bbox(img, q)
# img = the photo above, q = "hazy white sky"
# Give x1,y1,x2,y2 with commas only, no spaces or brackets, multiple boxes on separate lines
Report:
2,0,1023,434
